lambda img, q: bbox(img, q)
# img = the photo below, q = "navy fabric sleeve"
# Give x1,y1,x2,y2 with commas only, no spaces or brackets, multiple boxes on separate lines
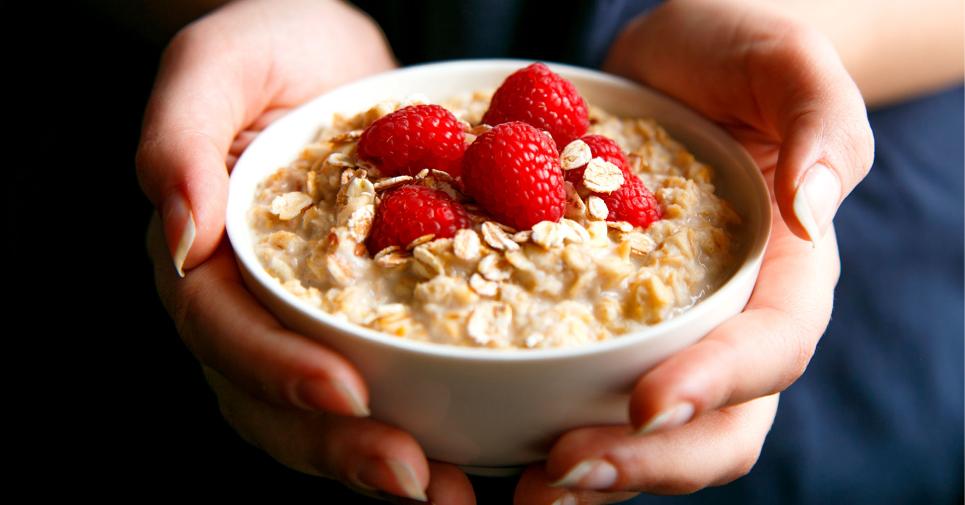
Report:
351,0,658,68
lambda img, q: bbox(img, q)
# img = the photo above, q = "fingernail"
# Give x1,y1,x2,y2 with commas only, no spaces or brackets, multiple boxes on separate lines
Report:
386,460,428,502
357,459,427,502
636,402,695,435
334,380,371,417
551,494,578,505
793,163,841,246
294,378,370,416
161,192,196,277
550,458,618,490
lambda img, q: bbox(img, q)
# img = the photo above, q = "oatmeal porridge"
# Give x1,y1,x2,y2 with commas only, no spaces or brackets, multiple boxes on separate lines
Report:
249,66,741,349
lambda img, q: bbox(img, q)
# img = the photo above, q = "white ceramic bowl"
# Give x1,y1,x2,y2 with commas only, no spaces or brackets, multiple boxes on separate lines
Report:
226,60,771,475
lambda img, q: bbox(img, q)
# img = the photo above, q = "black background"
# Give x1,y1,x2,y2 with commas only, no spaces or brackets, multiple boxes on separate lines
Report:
9,2,517,502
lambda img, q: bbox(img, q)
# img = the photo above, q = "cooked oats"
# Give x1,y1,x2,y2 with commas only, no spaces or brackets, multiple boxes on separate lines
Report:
270,192,313,221
587,196,609,220
531,221,567,249
249,92,741,349
481,221,520,251
582,158,625,193
560,139,592,170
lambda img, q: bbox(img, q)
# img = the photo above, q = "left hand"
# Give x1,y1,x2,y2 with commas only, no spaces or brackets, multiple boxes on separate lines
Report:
514,0,873,503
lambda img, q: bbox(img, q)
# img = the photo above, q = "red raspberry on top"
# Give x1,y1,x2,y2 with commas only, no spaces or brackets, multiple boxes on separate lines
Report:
601,175,662,229
365,184,471,254
563,134,631,187
462,121,566,230
482,63,589,148
357,104,467,178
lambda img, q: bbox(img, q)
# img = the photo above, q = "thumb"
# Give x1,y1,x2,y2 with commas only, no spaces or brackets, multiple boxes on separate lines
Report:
135,25,258,276
771,33,875,243
137,127,229,277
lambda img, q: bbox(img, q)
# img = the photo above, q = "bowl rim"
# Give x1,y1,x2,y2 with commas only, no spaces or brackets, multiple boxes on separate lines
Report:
226,58,772,363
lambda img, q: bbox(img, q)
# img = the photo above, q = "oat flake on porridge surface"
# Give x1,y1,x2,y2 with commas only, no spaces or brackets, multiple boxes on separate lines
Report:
249,90,741,349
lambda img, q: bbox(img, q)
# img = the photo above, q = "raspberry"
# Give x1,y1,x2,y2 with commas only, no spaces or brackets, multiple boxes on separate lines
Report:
357,104,467,178
462,121,566,230
365,184,471,253
560,134,659,227
601,175,662,228
482,63,589,148
563,134,631,187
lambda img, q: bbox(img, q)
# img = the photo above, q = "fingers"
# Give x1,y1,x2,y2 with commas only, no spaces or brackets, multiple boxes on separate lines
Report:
148,216,368,416
135,0,395,276
602,0,875,243
758,25,876,243
135,14,267,276
410,463,476,505
515,465,638,505
533,395,779,500
628,214,838,434
207,368,475,504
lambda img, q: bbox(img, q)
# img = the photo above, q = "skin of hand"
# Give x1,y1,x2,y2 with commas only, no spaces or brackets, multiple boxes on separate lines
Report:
511,1,874,503
138,0,477,502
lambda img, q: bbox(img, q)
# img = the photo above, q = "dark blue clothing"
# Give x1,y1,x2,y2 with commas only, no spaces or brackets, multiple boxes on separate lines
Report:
353,2,964,503
354,0,655,68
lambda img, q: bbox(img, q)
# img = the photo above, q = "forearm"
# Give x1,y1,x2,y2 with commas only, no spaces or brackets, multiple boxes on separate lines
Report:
764,0,964,106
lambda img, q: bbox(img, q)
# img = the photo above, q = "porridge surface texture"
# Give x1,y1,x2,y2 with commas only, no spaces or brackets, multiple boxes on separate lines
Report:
249,91,741,349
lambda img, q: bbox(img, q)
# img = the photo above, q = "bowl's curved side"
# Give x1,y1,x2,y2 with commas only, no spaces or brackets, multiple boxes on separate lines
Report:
226,59,771,467
237,258,758,466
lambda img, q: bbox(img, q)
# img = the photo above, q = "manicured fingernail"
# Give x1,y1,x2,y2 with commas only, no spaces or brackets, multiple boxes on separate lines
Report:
636,402,695,435
386,460,428,502
551,493,578,505
295,378,369,416
793,163,841,246
356,459,427,502
161,192,195,277
334,380,371,417
550,458,618,490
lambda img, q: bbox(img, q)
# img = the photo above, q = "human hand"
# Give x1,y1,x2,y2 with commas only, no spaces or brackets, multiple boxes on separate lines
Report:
137,0,476,502
514,0,874,503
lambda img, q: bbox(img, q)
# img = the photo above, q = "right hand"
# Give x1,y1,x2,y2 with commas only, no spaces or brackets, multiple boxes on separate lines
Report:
138,1,475,502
